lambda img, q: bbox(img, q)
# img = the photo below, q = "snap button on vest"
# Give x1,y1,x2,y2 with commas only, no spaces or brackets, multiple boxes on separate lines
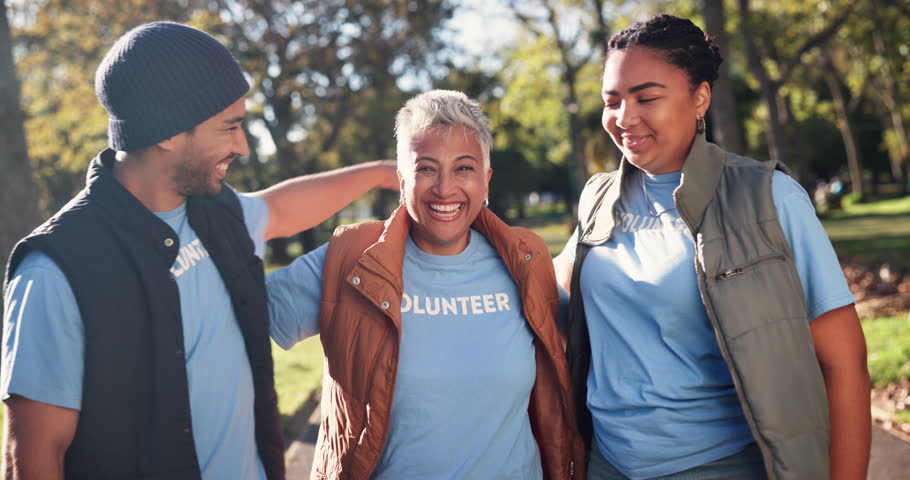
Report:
164,238,175,247
352,276,361,285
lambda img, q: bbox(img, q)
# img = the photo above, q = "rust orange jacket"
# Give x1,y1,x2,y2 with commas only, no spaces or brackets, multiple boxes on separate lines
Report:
310,206,585,480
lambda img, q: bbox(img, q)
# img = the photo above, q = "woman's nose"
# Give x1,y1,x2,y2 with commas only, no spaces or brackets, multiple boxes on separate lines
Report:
432,170,456,197
615,103,639,130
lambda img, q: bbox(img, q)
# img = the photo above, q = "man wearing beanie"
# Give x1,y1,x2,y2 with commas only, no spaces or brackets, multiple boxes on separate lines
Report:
1,22,395,480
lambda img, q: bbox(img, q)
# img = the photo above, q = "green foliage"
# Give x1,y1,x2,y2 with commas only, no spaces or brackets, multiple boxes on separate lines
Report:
862,316,910,388
497,34,576,168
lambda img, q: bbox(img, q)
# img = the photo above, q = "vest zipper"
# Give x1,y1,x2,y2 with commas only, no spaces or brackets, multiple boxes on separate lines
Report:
569,459,575,478
683,220,779,478
716,255,786,280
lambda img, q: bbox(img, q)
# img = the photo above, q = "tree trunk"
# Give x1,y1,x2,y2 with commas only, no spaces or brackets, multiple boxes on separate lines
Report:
263,93,296,265
738,0,788,165
0,0,41,276
779,94,811,187
738,0,850,174
564,65,587,212
821,52,864,200
871,11,909,194
702,0,744,153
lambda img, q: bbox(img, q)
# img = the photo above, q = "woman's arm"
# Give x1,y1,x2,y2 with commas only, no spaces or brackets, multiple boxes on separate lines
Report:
810,304,870,480
552,228,579,294
552,251,574,294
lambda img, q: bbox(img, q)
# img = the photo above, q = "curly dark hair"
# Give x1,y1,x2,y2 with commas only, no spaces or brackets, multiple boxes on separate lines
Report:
607,14,723,89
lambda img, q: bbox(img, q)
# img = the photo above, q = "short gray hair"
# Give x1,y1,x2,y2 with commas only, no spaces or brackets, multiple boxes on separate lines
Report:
395,90,493,171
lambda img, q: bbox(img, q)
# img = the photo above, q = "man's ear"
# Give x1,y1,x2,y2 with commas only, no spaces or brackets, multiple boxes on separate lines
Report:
157,132,188,152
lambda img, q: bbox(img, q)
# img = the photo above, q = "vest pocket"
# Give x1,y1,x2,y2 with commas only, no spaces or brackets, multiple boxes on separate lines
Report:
715,254,785,281
707,254,806,339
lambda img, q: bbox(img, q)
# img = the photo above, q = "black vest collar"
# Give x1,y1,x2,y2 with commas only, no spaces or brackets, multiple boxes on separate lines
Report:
85,149,181,267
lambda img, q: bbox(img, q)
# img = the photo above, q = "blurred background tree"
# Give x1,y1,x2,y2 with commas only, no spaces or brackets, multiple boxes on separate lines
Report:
0,0,40,288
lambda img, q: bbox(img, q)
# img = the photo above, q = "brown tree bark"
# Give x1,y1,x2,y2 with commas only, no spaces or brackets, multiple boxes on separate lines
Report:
737,0,853,183
821,50,865,200
0,0,41,276
738,0,788,164
871,19,909,193
702,0,744,153
509,0,609,213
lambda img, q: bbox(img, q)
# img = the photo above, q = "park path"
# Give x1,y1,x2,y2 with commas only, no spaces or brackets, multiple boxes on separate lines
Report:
283,400,910,479
284,392,321,479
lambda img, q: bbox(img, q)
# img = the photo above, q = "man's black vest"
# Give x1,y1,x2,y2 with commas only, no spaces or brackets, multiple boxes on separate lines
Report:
4,150,285,480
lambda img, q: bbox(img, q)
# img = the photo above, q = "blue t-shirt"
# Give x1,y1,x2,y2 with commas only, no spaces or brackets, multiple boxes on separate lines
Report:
560,171,855,480
1,191,270,480
268,230,543,479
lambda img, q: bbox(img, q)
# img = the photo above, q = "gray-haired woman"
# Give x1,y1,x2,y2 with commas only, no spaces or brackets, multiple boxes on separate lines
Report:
268,90,585,479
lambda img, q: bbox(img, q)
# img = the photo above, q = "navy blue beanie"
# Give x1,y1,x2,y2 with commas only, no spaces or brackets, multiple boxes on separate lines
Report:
95,21,250,152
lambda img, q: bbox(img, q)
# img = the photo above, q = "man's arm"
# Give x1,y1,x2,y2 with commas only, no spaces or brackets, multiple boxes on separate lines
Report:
3,395,78,480
810,304,870,480
253,160,398,240
2,254,86,480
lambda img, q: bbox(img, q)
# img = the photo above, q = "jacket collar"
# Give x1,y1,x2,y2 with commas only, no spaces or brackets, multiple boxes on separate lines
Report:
84,149,181,263
356,205,540,295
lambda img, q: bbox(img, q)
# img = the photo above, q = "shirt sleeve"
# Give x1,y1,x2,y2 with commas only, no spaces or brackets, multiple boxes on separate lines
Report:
2,252,84,410
236,190,270,260
266,242,329,349
772,172,856,321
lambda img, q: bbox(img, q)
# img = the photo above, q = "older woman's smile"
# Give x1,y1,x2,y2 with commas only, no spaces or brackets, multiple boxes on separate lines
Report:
428,202,464,219
400,125,492,256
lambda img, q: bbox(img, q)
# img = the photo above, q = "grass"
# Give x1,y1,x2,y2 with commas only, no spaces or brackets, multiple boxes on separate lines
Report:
840,193,910,217
524,220,575,256
862,316,910,388
821,212,910,270
272,336,324,422
896,410,910,425
820,193,910,269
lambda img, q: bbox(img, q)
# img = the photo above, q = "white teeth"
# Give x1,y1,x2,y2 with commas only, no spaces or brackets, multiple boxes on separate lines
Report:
430,203,461,216
216,163,228,172
431,203,460,212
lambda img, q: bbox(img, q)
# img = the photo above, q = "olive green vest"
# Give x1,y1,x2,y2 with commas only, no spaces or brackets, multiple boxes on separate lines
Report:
565,135,830,479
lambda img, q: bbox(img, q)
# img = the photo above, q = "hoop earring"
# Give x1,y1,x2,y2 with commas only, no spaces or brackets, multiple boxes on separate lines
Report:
696,116,706,135
483,198,489,208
